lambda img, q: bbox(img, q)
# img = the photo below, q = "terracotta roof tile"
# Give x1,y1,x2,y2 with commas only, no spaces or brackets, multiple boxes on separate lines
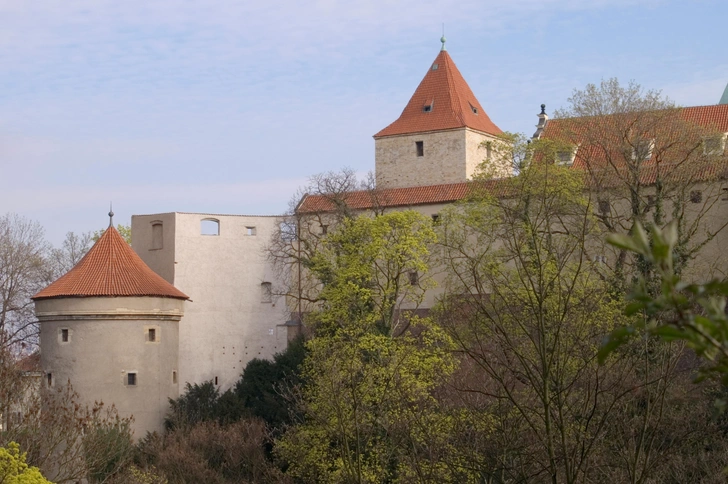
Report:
33,225,188,300
374,51,502,138
297,179,510,213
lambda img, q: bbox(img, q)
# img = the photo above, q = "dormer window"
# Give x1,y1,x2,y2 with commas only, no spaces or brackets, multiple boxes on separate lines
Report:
704,133,727,155
431,63,439,71
423,104,432,113
556,145,578,166
632,139,654,161
469,102,478,115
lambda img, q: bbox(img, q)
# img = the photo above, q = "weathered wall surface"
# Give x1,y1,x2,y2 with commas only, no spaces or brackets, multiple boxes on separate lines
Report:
133,213,290,391
375,128,502,189
36,296,183,437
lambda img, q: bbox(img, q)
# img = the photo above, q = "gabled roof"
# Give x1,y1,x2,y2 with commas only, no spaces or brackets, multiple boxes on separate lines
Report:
540,104,728,173
301,105,728,213
33,225,188,300
373,50,502,139
297,179,510,213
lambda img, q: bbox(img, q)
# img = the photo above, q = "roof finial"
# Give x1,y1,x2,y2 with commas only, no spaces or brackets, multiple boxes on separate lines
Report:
440,24,446,51
541,104,546,115
108,202,114,227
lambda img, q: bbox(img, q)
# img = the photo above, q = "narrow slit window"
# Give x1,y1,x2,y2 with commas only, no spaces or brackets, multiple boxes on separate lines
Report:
172,371,177,384
148,328,156,342
416,141,424,157
214,376,219,386
201,219,220,236
46,373,52,387
61,328,69,342
127,373,137,386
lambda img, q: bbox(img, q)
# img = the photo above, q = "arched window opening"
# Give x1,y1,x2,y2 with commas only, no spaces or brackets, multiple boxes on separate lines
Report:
201,218,220,236
261,282,273,303
151,221,163,250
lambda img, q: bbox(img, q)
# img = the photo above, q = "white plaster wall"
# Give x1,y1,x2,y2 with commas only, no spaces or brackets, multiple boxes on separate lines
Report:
36,296,183,438
133,213,290,391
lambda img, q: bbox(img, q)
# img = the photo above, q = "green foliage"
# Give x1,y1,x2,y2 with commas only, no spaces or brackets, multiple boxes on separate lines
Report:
83,410,135,483
602,221,728,383
0,442,51,483
233,336,306,430
165,381,226,430
277,211,458,483
307,211,436,337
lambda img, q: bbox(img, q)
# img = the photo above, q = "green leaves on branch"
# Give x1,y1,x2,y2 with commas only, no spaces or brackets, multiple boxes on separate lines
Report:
600,221,728,382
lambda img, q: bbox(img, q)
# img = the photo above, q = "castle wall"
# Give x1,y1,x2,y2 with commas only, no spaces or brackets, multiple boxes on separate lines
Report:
36,296,183,437
375,128,502,189
132,213,290,391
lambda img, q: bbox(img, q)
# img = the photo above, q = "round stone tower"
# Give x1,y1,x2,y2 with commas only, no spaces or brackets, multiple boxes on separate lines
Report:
32,221,188,438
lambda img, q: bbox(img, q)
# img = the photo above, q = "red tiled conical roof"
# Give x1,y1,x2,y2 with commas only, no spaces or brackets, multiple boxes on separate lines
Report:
374,50,502,138
33,225,188,300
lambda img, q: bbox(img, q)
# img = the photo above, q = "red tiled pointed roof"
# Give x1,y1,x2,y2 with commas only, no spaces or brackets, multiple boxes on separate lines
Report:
33,225,188,300
374,50,502,138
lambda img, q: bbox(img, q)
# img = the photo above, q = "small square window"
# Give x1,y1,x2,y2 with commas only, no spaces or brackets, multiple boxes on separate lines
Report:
61,329,69,342
423,104,432,113
431,214,440,224
127,373,137,386
246,226,257,236
416,141,424,157
690,190,703,203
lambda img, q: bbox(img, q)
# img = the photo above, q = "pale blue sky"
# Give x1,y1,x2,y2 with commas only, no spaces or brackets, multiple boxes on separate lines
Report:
1,0,726,244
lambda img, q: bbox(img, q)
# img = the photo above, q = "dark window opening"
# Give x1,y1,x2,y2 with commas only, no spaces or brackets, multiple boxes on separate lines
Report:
723,188,728,201
423,104,432,113
148,328,156,342
598,200,610,214
416,141,424,157
127,373,137,386
431,214,440,224
321,224,328,235
46,373,52,387
690,190,703,203
215,376,219,385
172,371,177,384
151,222,163,250
261,282,273,303
408,271,419,286
61,329,69,342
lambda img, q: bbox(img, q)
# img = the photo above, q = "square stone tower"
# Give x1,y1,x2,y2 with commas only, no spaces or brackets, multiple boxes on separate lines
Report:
373,39,508,189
